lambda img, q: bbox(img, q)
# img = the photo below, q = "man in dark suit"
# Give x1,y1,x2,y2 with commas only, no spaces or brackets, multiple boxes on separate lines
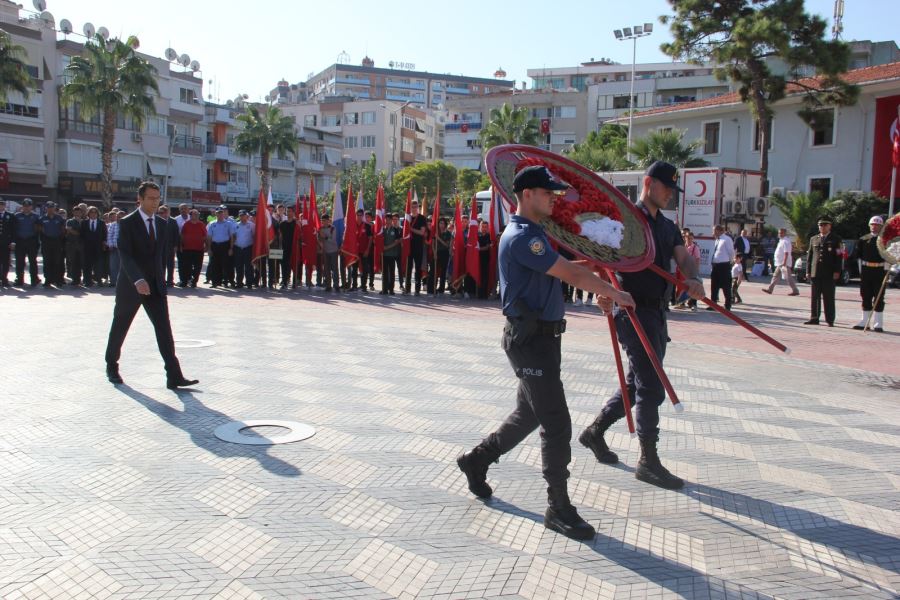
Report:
81,206,107,286
804,216,843,327
104,181,198,389
158,204,180,286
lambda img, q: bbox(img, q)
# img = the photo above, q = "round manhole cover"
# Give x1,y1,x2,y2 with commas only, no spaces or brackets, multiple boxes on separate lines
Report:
213,420,316,445
175,339,215,349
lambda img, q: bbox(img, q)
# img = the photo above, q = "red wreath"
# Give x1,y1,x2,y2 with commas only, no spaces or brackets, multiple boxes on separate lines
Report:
515,157,622,234
882,213,900,245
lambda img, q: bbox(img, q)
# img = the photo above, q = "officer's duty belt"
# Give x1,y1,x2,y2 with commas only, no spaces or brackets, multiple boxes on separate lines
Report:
862,261,885,268
505,317,567,336
631,296,668,310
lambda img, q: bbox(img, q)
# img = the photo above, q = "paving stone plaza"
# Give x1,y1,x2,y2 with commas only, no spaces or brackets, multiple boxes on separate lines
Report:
2,283,899,599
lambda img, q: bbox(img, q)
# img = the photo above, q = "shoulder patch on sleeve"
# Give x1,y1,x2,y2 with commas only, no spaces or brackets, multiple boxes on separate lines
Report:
528,237,546,256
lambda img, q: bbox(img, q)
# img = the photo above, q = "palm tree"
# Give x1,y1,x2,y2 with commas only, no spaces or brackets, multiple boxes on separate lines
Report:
61,34,158,210
234,105,299,193
769,191,829,251
565,130,632,171
628,129,709,169
479,103,541,151
0,29,33,101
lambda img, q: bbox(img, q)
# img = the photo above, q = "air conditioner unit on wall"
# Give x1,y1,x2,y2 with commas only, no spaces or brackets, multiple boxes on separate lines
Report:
726,200,746,215
751,197,769,216
770,186,785,197
132,132,143,142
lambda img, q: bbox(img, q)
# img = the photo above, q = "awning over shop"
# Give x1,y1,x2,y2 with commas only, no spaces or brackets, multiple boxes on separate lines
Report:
323,148,342,165
147,157,169,176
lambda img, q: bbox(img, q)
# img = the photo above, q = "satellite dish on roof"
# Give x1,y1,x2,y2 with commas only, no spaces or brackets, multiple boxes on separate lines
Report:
164,48,177,61
178,53,190,67
59,18,72,34
32,0,46,11
97,26,109,40
83,22,95,38
40,11,54,27
190,60,200,72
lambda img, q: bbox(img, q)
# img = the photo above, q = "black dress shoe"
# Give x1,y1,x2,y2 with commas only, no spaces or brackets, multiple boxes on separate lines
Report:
167,377,199,390
803,319,820,325
106,367,123,384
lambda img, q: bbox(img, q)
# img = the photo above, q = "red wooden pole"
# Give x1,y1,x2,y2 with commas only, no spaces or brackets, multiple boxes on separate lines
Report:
606,312,636,435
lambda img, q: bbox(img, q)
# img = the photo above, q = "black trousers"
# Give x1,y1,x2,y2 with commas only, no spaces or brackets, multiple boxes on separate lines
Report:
361,253,374,288
478,252,491,299
83,245,104,285
810,277,836,323
14,236,39,283
484,327,570,487
41,237,65,284
209,242,229,285
599,307,669,439
280,252,293,286
382,255,398,292
233,246,252,286
709,262,732,309
104,278,183,378
182,250,203,284
435,251,449,293
860,266,886,311
164,247,176,284
177,250,187,284
405,246,425,292
0,244,10,282
66,240,83,284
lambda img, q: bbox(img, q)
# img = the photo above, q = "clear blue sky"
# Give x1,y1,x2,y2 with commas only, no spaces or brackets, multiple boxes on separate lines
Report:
44,0,899,103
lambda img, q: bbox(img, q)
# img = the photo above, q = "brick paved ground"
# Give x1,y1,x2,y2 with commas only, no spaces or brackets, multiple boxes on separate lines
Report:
1,275,899,599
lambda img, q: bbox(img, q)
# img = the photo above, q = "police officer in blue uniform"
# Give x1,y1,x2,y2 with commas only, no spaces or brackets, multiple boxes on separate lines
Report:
39,202,66,287
579,161,705,491
457,165,635,541
13,198,41,287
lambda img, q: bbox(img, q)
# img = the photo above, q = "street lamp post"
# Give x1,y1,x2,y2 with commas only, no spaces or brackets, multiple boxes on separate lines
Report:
614,23,653,162
380,100,411,182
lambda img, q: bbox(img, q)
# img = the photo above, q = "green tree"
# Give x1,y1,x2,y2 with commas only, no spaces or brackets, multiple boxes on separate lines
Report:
565,126,632,171
340,153,396,210
661,0,858,194
61,34,158,209
770,191,829,251
628,129,708,169
456,169,485,199
824,191,888,240
392,161,457,211
479,103,541,151
235,104,299,194
0,29,32,101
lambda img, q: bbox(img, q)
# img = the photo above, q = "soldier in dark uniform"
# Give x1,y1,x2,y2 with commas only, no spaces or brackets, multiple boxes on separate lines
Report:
13,198,41,287
579,161,705,491
804,216,842,326
852,215,887,332
456,165,635,541
65,206,85,286
0,198,14,287
39,202,67,287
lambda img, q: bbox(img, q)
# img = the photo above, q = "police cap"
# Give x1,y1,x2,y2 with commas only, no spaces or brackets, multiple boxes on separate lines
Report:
513,166,568,193
646,161,684,192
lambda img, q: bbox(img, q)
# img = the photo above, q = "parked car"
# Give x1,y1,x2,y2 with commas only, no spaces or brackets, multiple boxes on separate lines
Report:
793,240,858,285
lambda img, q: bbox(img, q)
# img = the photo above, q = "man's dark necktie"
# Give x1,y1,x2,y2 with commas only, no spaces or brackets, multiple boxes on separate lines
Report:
148,218,156,245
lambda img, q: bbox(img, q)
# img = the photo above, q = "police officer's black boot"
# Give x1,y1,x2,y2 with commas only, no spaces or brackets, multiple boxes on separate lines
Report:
578,412,621,465
635,431,684,490
456,444,500,499
544,485,596,541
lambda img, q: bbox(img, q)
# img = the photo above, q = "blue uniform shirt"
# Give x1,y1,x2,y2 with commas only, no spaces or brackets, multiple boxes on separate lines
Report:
499,214,563,321
40,214,66,238
234,221,255,248
207,219,235,243
618,202,682,300
13,212,40,239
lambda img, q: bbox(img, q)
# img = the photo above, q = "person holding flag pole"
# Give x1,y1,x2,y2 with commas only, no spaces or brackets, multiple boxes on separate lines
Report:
340,181,359,282
450,197,467,294
400,188,412,293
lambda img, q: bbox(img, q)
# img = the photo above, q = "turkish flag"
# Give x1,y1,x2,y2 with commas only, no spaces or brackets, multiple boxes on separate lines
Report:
291,192,303,275
373,183,385,273
451,198,466,288
252,187,275,264
872,95,900,198
400,187,412,273
0,162,8,190
461,123,469,133
341,182,358,266
540,118,551,135
464,198,481,288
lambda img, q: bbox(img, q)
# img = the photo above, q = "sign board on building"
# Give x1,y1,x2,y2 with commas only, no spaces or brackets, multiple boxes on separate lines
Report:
191,190,223,204
679,169,719,235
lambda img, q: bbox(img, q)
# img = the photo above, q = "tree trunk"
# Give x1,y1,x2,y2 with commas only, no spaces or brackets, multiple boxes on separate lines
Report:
260,152,270,197
757,105,770,197
101,107,116,211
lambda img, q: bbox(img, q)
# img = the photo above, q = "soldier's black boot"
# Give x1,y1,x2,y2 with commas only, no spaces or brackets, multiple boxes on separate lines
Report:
635,431,684,490
544,485,596,541
578,412,621,464
456,444,499,499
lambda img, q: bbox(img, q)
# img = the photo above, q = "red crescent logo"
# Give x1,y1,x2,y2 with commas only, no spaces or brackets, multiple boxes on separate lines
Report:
696,180,707,197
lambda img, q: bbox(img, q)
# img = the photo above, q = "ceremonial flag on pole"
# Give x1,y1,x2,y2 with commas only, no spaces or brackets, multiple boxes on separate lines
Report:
303,194,317,269
341,181,359,267
400,187,412,273
465,197,481,288
357,187,365,213
310,180,321,230
451,197,466,288
374,183,385,274
291,191,302,276
332,184,345,248
252,186,274,263
487,187,503,294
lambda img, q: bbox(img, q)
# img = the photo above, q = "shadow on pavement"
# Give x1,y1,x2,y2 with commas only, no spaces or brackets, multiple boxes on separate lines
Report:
115,384,301,478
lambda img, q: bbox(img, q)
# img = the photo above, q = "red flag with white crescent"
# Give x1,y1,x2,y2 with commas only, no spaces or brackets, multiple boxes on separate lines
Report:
374,183,385,273
464,197,481,287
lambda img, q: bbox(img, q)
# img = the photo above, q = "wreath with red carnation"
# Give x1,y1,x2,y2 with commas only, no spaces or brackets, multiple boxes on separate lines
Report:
877,213,900,265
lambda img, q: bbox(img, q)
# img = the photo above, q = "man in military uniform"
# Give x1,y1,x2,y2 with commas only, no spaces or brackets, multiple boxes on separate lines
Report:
39,202,66,287
579,161,705,491
0,198,14,287
852,215,887,332
13,198,41,287
456,165,635,541
65,205,85,286
804,216,842,326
